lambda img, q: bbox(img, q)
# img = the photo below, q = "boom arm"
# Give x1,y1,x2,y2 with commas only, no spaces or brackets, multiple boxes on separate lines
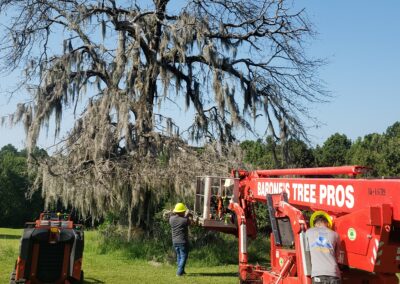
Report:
237,166,400,221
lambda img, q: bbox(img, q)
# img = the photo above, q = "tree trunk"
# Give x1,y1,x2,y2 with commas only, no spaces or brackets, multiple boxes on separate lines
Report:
134,1,166,154
128,192,134,242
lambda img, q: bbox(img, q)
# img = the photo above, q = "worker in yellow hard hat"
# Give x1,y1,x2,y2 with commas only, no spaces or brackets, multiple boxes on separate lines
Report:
306,211,342,284
310,211,333,229
169,203,192,277
173,203,187,214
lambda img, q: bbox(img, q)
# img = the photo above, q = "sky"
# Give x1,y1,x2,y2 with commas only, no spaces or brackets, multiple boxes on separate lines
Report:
0,0,399,150
301,0,400,144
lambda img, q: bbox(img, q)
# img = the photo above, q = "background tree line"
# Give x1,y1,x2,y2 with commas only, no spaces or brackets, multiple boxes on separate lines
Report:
240,121,400,177
1,121,400,228
0,145,44,227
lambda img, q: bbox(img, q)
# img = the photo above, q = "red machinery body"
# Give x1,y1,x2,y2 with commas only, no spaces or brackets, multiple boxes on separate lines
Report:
11,212,84,284
195,166,400,283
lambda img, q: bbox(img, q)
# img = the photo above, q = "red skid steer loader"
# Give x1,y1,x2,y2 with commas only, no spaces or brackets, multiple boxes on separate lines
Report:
10,212,84,284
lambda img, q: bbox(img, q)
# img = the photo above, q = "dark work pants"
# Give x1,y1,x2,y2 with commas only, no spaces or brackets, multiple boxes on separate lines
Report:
312,276,341,284
173,243,188,276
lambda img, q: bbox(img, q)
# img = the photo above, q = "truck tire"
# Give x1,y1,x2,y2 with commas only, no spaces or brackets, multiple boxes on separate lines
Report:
239,279,262,284
69,271,84,284
9,270,16,284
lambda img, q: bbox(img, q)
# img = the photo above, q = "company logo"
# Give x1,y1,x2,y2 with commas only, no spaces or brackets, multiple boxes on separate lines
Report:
311,235,333,249
310,233,334,253
257,182,290,198
347,228,357,241
257,181,355,209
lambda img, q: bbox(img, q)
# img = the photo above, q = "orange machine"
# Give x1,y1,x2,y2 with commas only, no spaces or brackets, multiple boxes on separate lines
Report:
10,212,84,284
194,166,400,283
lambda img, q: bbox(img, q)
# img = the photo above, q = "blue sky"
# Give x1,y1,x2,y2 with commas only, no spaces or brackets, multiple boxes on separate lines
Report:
301,0,400,144
0,0,399,150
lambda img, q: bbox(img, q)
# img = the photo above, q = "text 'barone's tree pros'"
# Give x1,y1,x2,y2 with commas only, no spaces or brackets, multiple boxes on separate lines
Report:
0,0,325,233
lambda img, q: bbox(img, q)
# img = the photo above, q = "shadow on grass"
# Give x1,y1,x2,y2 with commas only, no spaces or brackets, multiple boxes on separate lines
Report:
188,272,238,277
84,278,105,283
0,234,21,240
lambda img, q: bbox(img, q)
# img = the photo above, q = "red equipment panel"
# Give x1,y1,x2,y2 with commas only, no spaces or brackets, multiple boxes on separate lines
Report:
249,177,400,221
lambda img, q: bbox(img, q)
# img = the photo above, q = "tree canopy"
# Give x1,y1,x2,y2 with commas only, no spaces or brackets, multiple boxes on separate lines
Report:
0,145,44,227
314,133,351,167
0,0,326,232
240,123,400,178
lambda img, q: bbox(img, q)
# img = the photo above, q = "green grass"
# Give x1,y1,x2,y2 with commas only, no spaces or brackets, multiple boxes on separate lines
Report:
0,228,240,284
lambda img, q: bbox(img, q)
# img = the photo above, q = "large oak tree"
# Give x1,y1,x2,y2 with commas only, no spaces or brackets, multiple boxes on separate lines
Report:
0,0,325,233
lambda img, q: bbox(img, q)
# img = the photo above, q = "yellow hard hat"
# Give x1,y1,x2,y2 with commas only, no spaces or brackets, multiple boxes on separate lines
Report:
173,203,187,213
310,210,333,228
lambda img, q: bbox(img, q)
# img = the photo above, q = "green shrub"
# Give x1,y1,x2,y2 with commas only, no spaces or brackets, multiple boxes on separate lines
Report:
96,208,271,266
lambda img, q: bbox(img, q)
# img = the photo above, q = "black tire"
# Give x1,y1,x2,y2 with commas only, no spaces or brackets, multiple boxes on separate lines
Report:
9,270,16,284
239,279,262,284
69,271,84,284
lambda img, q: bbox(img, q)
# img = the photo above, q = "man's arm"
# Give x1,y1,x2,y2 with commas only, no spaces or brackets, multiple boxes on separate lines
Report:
185,212,193,226
334,233,339,251
335,232,343,263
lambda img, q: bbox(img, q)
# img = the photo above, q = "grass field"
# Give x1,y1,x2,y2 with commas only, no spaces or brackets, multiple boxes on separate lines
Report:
0,228,239,284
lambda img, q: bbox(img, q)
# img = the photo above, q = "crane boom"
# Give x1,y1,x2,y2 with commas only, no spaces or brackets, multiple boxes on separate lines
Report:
244,173,400,220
